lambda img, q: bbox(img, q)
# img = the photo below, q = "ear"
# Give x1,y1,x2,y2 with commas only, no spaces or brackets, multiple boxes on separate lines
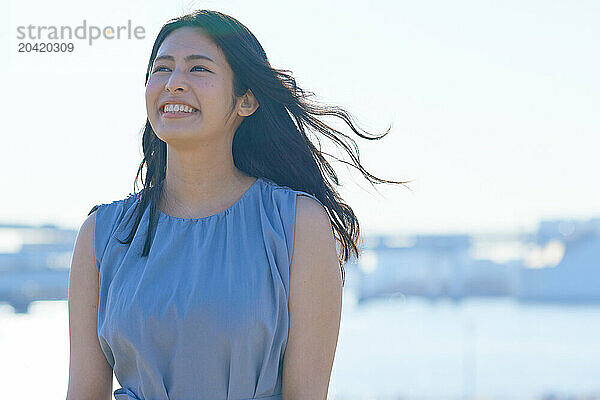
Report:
238,89,260,117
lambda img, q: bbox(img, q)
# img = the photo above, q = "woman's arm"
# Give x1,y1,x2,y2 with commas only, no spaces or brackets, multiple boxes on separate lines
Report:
282,195,343,400
66,211,113,400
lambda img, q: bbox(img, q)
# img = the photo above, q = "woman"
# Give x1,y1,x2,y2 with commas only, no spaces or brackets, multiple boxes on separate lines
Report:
67,10,406,400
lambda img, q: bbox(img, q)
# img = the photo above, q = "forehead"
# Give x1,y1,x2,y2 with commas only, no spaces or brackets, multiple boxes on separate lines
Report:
156,27,222,62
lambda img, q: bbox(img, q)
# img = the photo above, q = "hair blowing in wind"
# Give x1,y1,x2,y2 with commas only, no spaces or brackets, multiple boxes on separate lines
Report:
89,9,410,287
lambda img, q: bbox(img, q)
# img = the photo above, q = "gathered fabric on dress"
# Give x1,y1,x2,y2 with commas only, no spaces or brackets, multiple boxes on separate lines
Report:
93,176,322,400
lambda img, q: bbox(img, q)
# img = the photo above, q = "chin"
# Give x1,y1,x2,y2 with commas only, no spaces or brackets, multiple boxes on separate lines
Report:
155,129,207,142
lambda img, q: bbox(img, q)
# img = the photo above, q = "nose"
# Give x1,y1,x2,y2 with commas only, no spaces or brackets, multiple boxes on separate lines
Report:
164,68,188,93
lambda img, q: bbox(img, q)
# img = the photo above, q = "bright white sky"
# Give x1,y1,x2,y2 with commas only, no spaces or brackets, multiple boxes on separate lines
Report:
1,0,598,236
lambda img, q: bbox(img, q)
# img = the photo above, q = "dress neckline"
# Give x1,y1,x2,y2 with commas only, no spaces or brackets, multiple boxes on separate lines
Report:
157,177,261,222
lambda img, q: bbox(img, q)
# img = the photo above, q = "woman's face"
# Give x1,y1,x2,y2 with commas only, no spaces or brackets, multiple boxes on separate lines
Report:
145,26,250,145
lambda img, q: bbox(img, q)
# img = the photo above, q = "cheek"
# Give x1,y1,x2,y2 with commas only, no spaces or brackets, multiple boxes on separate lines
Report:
145,77,164,98
194,78,219,94
199,81,229,108
145,84,157,103
145,87,161,115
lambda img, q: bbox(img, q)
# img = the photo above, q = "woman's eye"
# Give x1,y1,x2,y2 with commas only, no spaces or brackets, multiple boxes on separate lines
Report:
152,66,208,73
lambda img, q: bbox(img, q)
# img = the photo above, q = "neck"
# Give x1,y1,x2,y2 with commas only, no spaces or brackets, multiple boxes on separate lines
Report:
158,143,256,219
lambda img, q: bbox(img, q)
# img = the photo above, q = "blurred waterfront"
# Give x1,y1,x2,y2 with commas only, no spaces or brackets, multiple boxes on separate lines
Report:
1,216,600,399
1,296,599,399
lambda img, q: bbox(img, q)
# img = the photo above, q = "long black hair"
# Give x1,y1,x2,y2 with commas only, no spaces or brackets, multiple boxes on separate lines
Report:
89,10,410,287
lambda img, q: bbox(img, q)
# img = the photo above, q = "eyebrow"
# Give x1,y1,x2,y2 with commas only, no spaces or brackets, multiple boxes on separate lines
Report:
153,54,216,64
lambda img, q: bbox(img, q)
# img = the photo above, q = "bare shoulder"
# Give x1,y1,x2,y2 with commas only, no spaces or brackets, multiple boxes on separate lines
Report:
292,193,341,283
283,193,342,399
82,209,97,241
74,211,97,268
296,193,328,218
66,209,113,399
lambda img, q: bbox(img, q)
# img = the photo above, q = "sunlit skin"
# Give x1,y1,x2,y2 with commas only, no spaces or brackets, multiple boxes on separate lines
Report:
144,26,260,218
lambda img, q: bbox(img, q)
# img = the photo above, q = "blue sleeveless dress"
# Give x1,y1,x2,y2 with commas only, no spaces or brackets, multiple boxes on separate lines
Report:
93,176,322,400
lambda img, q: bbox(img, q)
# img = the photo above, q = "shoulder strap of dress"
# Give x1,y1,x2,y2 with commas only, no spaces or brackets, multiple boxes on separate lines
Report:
293,189,322,204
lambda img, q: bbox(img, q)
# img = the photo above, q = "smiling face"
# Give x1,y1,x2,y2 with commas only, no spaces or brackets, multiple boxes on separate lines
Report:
145,26,257,145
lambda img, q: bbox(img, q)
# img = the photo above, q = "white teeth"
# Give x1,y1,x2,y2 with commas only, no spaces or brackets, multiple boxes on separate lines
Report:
163,104,197,113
